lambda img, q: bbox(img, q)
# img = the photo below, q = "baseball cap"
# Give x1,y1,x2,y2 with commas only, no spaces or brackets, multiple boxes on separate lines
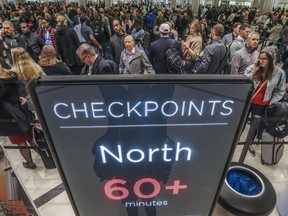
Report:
159,23,170,33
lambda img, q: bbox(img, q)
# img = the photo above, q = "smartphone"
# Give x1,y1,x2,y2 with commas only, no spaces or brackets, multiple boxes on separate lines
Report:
255,61,260,67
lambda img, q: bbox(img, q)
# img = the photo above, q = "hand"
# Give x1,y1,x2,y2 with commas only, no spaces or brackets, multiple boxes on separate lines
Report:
253,59,260,72
181,41,188,50
19,97,27,105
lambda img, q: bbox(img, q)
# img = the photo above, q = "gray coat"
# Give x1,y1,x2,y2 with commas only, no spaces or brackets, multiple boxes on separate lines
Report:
231,46,259,75
119,47,155,74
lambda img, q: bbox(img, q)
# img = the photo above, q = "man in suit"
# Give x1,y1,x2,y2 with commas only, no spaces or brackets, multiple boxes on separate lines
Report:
148,23,182,74
76,43,113,75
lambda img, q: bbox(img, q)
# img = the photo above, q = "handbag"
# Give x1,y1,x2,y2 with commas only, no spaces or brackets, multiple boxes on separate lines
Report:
0,101,30,136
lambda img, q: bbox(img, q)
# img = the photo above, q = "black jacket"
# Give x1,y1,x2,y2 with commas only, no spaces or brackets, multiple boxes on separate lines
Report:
42,62,72,76
55,25,82,67
81,55,113,75
148,37,182,74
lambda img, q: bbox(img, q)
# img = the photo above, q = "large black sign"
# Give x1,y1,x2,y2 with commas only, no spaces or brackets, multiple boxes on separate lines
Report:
29,75,253,216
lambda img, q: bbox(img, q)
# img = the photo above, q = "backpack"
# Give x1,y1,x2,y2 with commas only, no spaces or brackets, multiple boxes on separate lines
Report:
73,24,86,43
264,102,288,138
166,40,184,74
91,20,105,42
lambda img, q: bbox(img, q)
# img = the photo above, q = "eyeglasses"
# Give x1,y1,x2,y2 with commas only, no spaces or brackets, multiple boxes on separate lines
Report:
80,55,88,63
259,57,268,62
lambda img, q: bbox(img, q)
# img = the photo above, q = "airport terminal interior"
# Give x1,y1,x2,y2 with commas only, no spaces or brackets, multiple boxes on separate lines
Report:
1,0,288,215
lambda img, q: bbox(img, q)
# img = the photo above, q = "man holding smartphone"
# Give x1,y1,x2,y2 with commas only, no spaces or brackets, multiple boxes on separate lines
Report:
0,20,27,66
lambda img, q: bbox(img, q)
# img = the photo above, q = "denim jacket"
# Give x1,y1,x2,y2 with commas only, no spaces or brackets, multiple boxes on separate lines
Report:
245,65,286,103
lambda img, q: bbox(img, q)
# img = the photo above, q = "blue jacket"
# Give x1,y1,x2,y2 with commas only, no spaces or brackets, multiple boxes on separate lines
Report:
197,38,228,74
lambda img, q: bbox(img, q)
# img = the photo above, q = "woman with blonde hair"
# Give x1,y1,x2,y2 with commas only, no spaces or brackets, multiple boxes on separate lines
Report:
38,45,72,75
11,47,44,111
181,20,203,73
0,66,36,169
11,47,44,82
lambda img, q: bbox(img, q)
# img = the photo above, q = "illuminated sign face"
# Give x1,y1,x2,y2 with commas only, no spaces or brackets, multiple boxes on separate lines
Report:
30,77,252,216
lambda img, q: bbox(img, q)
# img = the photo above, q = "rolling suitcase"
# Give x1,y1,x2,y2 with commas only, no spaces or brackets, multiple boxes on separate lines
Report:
261,131,284,165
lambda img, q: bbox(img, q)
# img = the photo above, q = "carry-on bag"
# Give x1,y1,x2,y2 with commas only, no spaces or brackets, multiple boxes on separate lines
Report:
31,123,56,169
261,131,284,165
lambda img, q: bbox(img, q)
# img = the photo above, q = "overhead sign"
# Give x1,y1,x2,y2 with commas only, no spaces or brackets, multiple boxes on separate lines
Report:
29,76,253,216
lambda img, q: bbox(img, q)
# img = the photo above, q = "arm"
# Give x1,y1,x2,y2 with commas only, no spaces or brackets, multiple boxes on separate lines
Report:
89,33,102,49
230,53,241,74
197,47,211,74
141,51,155,74
271,69,286,103
244,63,258,78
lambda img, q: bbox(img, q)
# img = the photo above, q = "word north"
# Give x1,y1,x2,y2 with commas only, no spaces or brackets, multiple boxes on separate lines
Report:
99,142,192,164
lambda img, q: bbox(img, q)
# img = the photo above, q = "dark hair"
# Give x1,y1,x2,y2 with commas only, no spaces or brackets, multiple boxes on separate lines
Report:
80,15,87,23
233,22,241,29
239,23,250,32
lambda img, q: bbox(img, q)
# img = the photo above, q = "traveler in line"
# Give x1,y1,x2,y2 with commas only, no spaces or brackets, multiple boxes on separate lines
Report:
231,32,260,75
76,43,113,75
119,35,155,74
245,47,286,156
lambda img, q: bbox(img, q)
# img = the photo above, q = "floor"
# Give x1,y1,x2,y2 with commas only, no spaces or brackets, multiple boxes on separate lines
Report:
1,125,288,216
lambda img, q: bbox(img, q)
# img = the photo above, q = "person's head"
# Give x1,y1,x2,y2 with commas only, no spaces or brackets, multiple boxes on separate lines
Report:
11,47,44,81
124,35,135,52
113,19,123,35
259,47,276,69
93,11,101,21
189,20,202,36
38,45,59,67
232,22,241,36
210,23,224,39
246,32,259,49
159,23,170,36
238,23,251,40
254,48,276,81
134,15,143,30
20,22,30,34
76,7,82,15
200,18,207,28
80,15,87,24
56,15,68,26
76,43,97,66
2,20,14,36
41,17,50,29
99,8,105,16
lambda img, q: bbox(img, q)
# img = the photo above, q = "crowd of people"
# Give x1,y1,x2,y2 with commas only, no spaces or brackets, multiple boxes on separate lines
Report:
1,1,288,166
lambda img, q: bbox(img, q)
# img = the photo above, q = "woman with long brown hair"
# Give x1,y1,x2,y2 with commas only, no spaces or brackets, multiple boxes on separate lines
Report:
38,45,72,75
245,47,286,155
181,20,203,73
